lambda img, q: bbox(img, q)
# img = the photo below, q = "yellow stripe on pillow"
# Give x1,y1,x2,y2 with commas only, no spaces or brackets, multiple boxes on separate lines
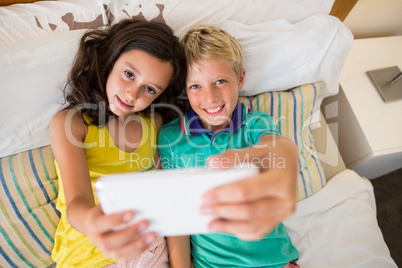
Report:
239,82,326,200
0,145,59,268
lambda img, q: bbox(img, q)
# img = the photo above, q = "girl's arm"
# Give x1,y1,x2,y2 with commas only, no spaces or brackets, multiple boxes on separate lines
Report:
200,135,298,240
50,109,155,261
154,113,193,267
167,236,192,268
50,109,95,231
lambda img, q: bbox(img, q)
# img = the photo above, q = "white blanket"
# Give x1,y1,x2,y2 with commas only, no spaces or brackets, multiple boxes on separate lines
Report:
283,169,397,267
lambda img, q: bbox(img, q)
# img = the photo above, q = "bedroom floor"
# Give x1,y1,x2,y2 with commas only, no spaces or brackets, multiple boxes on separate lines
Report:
371,167,402,267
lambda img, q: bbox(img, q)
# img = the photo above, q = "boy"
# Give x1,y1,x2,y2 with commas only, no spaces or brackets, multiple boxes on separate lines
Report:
158,25,300,268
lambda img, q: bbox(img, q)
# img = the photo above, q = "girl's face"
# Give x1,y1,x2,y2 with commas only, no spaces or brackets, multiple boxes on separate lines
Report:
106,49,174,118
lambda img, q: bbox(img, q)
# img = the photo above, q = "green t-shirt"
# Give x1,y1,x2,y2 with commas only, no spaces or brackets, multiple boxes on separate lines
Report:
158,102,299,268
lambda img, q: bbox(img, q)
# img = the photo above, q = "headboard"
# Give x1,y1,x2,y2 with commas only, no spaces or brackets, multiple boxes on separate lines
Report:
1,0,358,22
329,0,359,21
0,0,48,5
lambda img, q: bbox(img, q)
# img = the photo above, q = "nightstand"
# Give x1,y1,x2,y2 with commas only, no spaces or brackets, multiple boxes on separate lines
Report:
324,36,402,179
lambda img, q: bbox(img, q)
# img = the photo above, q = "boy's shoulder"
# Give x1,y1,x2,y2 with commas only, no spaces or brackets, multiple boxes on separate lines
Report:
246,109,267,117
245,109,273,122
244,109,278,132
236,102,272,122
158,116,183,146
159,116,182,135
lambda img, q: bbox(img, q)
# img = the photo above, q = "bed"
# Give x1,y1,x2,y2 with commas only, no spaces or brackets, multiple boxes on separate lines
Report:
0,0,397,267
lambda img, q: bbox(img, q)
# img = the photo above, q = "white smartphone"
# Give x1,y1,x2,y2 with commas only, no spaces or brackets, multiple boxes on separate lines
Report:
94,166,258,236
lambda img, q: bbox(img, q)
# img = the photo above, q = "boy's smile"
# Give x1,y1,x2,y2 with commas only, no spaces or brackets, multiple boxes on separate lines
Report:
186,59,245,133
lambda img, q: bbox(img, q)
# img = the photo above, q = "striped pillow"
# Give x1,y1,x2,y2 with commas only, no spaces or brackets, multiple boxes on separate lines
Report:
239,82,326,200
0,145,59,268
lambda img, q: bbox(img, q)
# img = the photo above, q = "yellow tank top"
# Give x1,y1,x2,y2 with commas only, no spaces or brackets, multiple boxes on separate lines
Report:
51,112,157,268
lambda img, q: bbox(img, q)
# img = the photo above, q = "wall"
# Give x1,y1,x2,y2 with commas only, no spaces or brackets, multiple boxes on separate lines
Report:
343,0,402,39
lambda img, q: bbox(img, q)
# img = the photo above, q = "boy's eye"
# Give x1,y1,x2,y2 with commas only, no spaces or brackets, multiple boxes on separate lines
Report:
216,79,225,85
145,86,156,94
189,84,200,89
125,71,134,79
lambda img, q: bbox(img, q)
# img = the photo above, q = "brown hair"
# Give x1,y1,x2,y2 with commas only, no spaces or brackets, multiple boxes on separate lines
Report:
64,19,187,125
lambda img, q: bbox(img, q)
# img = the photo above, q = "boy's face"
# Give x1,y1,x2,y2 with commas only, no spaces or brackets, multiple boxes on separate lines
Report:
186,59,245,133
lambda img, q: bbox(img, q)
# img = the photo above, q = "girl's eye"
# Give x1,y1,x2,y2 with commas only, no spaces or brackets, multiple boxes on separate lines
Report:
145,86,156,94
125,71,134,79
189,84,200,89
216,79,225,85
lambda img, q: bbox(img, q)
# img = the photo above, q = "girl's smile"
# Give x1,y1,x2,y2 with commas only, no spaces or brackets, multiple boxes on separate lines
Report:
116,95,134,110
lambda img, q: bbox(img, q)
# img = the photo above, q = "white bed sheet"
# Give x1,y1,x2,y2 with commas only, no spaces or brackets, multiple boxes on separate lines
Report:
283,169,397,268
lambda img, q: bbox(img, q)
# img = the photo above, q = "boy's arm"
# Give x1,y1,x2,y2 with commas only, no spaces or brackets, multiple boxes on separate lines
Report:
167,236,192,268
201,134,298,240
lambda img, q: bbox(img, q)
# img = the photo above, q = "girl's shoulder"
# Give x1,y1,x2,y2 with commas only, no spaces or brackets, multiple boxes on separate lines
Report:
139,112,163,133
152,112,163,133
49,109,88,142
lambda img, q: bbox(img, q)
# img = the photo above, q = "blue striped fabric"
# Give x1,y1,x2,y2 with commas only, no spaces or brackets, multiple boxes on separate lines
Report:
5,155,52,254
0,229,20,268
0,145,59,268
239,82,326,200
29,150,60,218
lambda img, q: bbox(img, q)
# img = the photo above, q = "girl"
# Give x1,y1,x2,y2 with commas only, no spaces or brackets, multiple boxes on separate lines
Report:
49,19,187,267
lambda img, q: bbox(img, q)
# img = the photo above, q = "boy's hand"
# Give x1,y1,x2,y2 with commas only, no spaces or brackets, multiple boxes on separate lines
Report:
84,206,156,262
201,137,298,241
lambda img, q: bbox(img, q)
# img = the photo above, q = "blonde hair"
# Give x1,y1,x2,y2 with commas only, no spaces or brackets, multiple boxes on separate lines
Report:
180,24,243,79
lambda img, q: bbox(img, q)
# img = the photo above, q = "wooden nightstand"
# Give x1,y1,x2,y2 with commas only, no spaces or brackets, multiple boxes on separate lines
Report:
324,36,402,179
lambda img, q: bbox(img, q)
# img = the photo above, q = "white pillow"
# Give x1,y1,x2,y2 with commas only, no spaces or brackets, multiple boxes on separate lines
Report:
104,0,335,34
104,0,352,112
0,0,104,47
283,169,397,267
0,29,86,157
0,1,350,157
218,14,353,109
